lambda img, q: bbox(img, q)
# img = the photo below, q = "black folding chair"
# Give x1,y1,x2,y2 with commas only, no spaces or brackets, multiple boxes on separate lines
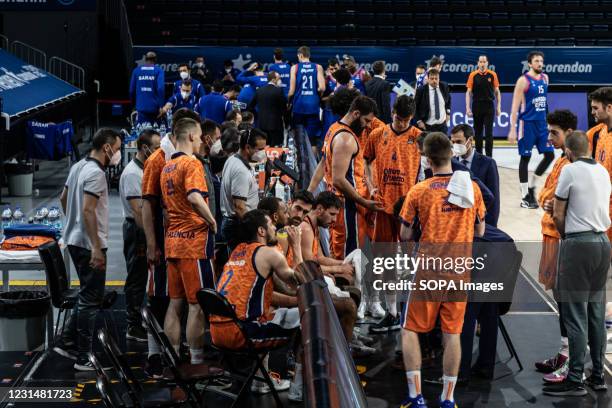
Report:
97,328,188,408
89,352,125,408
196,289,287,408
141,307,223,407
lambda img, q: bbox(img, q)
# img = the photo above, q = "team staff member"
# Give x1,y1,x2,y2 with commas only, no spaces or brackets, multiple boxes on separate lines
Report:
197,80,234,125
212,210,305,402
130,52,165,125
162,80,197,115
119,129,161,342
465,55,501,158
161,118,217,365
545,131,611,396
57,128,122,371
289,46,326,153
141,108,201,377
323,96,383,260
399,133,486,408
195,120,222,222
508,51,554,209
414,69,451,134
174,63,203,99
533,110,577,382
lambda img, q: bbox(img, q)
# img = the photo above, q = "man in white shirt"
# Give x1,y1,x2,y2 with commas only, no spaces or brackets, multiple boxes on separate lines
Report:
414,69,451,134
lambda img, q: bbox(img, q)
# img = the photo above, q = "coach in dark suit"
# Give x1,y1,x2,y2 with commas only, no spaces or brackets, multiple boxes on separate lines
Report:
365,60,394,123
248,71,287,146
450,124,500,227
414,68,451,134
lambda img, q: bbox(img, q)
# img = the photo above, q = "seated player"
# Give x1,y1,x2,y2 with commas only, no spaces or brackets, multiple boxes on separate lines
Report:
399,133,486,408
287,190,315,226
211,209,305,402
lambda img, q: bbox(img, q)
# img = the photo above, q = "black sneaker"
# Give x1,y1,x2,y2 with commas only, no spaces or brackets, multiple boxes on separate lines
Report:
528,187,539,208
520,189,538,209
584,374,608,392
144,354,164,379
53,342,78,361
543,379,587,397
126,325,148,342
74,358,96,372
369,312,400,334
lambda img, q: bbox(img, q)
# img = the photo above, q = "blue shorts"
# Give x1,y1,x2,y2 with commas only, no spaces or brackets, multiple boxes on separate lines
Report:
518,120,553,156
293,113,322,145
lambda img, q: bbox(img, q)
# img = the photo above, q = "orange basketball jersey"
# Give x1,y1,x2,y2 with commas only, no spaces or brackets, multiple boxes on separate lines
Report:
142,148,166,201
538,156,570,238
322,121,366,198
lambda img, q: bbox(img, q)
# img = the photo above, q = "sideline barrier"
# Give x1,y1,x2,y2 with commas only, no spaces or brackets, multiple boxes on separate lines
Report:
296,261,367,408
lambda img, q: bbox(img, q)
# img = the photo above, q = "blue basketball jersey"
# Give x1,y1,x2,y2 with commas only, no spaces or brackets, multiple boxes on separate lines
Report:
292,62,320,115
519,73,548,122
352,73,366,94
269,62,291,97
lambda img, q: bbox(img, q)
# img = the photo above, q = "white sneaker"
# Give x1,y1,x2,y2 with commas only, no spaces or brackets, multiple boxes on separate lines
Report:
288,381,303,402
357,301,366,320
250,373,290,394
368,301,386,319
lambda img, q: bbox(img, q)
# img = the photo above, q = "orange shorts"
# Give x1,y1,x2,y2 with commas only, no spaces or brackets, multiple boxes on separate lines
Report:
210,320,295,350
330,199,367,260
167,258,214,304
538,235,560,291
403,300,467,334
373,211,400,243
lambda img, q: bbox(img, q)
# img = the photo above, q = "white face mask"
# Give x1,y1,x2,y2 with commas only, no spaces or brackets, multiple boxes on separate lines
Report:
107,146,121,167
250,149,267,163
181,91,190,99
160,135,176,161
420,155,430,170
179,71,189,80
196,62,204,68
210,139,223,157
452,143,467,156
225,67,232,73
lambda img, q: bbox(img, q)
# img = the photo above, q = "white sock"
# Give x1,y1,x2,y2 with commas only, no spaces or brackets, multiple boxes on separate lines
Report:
190,348,204,364
385,293,397,317
529,173,541,189
147,333,160,358
441,375,457,402
405,370,421,398
520,182,529,197
173,344,180,357
292,363,303,386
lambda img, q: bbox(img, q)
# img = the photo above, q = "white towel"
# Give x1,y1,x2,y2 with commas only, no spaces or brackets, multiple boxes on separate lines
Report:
270,307,301,329
160,135,176,162
324,276,350,298
343,248,368,290
446,170,474,209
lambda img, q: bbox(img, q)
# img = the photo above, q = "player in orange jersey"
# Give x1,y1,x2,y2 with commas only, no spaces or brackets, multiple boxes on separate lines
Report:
532,110,576,380
160,118,216,365
590,87,612,242
399,133,485,408
211,209,305,401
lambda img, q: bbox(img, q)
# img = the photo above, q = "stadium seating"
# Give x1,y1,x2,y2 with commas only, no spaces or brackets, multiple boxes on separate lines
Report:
125,0,612,46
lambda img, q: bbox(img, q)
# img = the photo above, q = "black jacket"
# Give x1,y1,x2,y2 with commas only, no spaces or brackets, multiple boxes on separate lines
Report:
248,84,287,131
414,82,451,124
365,76,394,123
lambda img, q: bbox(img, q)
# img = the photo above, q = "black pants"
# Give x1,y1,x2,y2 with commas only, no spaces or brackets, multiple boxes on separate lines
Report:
63,245,107,360
221,216,241,255
460,302,499,376
425,123,448,134
123,219,147,328
473,105,495,157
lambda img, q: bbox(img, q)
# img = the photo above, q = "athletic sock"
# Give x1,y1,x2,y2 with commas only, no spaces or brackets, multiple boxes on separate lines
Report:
559,336,569,357
405,370,421,398
385,293,397,317
529,173,541,189
292,363,303,386
441,375,457,402
147,333,161,358
190,348,204,364
520,183,529,198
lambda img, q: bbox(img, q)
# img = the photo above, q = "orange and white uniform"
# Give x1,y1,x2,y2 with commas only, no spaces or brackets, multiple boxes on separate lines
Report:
587,122,607,158
161,152,215,304
364,124,421,242
593,126,612,241
399,175,486,334
537,155,570,290
322,121,368,259
211,242,297,349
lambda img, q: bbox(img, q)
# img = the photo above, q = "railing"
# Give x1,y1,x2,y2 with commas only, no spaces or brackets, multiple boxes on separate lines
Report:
49,57,85,90
0,35,8,51
10,41,47,71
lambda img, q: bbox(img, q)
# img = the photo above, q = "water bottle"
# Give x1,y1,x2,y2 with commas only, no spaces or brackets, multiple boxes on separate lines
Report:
284,184,291,203
1,205,12,229
34,208,44,224
12,207,24,224
48,207,61,230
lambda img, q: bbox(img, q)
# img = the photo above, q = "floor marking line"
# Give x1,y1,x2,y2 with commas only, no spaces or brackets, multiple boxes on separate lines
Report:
518,267,558,313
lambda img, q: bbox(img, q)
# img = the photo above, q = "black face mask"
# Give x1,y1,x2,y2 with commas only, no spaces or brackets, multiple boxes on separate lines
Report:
349,118,364,136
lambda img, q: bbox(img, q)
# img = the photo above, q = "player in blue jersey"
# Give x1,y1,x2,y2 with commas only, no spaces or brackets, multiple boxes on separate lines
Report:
129,52,165,125
288,46,326,154
343,55,370,94
236,62,268,107
173,64,203,100
508,51,555,209
269,48,292,98
162,80,198,116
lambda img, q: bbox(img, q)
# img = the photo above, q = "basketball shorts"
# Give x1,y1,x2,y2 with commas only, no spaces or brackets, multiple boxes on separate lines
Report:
518,120,553,156
293,113,322,146
210,320,297,350
330,198,367,260
167,258,215,304
538,234,560,291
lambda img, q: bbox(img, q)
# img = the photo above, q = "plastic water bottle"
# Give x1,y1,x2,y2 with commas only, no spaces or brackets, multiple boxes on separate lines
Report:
48,207,61,230
12,207,24,224
1,206,12,229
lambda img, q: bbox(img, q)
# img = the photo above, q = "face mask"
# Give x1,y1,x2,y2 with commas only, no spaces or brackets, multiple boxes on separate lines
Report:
160,135,176,161
420,155,430,170
179,71,189,80
210,139,223,157
196,62,204,68
452,143,467,156
250,149,267,163
106,146,121,167
225,67,232,73
181,91,190,99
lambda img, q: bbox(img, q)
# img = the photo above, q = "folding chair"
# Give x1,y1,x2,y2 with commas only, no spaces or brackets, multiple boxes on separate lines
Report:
89,352,125,408
196,289,289,408
97,328,188,408
141,307,223,405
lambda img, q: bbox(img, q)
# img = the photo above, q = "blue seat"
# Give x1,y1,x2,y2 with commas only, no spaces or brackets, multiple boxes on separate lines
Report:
472,12,490,19
378,39,397,45
455,25,473,32
576,39,596,46
510,12,528,20
552,25,570,31
453,13,471,19
395,13,412,23
355,12,375,23
567,12,585,19
417,39,436,46
530,12,546,19
260,12,279,23
477,38,497,45
536,38,557,46
437,25,453,32
499,38,517,45
437,39,457,45
586,12,605,20
398,37,417,45
597,39,612,46
377,12,395,23
533,25,551,31
474,25,493,32
415,13,432,20
517,39,536,46
458,38,478,46
491,12,509,19
496,25,512,32
571,25,590,31
592,24,609,31
547,12,566,19
514,25,532,31
556,37,576,45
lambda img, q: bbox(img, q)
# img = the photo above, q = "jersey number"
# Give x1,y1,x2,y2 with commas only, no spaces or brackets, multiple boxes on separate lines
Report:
301,75,313,90
538,85,545,94
165,179,175,196
218,269,234,297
